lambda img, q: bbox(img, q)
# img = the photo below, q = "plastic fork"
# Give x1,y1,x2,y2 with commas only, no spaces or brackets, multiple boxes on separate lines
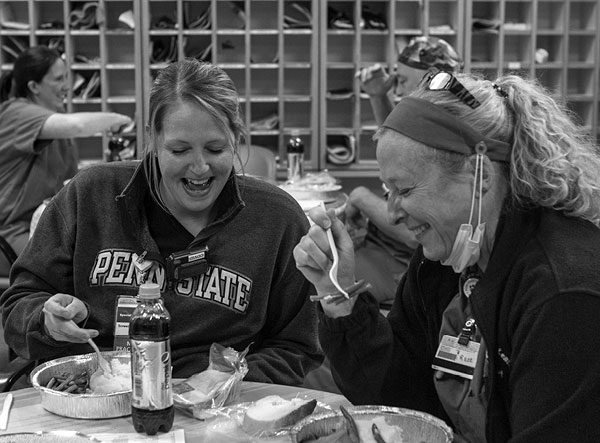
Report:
319,202,349,299
88,338,111,374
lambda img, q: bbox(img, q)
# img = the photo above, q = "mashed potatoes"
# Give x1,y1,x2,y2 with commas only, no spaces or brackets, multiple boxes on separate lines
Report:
89,359,132,394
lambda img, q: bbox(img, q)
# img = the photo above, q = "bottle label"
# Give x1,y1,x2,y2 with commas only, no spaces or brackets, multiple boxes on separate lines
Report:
130,340,173,410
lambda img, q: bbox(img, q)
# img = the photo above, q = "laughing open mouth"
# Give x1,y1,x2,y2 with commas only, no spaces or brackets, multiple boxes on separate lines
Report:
182,177,213,191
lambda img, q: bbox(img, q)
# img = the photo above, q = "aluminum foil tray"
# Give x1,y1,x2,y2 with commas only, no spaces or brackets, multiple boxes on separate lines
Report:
290,405,453,443
0,431,100,442
30,351,131,419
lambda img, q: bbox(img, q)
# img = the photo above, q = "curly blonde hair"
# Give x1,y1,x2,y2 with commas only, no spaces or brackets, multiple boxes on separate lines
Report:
410,73,600,226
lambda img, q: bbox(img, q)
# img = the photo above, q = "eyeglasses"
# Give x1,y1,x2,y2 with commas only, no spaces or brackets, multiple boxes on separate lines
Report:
420,70,481,109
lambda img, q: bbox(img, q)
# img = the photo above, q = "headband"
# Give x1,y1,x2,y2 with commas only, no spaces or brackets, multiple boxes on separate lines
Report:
381,97,511,163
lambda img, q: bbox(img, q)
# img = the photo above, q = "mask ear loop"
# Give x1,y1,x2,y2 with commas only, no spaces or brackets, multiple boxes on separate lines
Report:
467,153,482,227
477,153,484,226
474,142,487,227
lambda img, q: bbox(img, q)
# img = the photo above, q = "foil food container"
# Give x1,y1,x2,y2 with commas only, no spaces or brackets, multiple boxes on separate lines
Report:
0,431,100,442
290,405,453,443
30,351,131,419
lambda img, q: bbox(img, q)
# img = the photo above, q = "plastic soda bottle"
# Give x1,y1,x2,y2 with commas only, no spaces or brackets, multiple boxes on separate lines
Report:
286,132,304,183
129,283,174,435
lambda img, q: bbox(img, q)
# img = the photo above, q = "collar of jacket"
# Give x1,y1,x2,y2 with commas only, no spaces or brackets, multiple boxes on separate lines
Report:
114,155,246,261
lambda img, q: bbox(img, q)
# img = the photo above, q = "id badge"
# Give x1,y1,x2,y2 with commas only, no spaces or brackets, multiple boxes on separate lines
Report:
432,335,481,380
113,295,138,352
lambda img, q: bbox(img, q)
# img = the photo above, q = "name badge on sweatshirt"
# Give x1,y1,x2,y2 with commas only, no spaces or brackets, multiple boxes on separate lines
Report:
432,335,481,380
113,295,138,352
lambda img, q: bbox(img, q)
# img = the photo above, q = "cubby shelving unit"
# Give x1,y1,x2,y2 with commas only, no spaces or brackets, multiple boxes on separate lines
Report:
319,0,465,178
465,0,599,139
139,0,320,172
1,0,598,177
0,0,144,164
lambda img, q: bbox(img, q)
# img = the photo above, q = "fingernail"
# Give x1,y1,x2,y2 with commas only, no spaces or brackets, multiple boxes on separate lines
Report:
323,219,331,229
90,331,99,338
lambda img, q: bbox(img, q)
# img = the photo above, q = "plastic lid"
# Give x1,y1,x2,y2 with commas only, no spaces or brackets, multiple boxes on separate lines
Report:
138,283,161,299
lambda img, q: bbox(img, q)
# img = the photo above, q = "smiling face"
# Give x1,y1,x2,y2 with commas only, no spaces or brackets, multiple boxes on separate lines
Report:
156,100,234,227
376,130,473,262
30,58,68,112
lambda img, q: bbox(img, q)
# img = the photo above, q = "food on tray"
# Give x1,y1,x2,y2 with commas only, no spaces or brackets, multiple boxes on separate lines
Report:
302,416,405,443
46,358,131,394
243,395,317,435
282,172,341,192
89,358,131,394
356,416,405,442
45,370,89,394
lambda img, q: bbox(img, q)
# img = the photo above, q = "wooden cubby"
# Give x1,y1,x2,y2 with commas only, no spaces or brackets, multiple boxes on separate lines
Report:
139,0,320,174
1,0,598,177
0,0,144,165
319,0,465,178
465,0,599,138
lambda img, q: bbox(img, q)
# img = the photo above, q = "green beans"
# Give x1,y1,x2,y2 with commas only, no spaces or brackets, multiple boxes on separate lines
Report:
46,370,90,394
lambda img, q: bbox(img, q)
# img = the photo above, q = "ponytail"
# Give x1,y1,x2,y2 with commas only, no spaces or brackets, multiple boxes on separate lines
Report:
411,72,600,226
496,75,600,226
0,71,13,102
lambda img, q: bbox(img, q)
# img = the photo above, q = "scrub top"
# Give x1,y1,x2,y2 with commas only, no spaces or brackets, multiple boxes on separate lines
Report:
0,98,77,258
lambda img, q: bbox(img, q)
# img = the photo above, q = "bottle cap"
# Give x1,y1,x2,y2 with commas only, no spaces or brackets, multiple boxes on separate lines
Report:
138,283,161,299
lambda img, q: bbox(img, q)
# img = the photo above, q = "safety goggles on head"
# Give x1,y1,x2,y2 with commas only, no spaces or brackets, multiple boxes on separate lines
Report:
419,70,481,109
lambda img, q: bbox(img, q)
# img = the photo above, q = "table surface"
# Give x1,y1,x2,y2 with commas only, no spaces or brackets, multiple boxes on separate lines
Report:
0,381,350,441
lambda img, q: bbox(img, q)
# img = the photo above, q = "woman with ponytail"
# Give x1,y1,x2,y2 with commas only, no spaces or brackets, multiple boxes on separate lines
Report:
294,71,600,441
0,46,131,274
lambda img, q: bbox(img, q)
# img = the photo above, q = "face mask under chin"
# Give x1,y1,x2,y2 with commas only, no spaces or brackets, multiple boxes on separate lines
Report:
441,153,486,273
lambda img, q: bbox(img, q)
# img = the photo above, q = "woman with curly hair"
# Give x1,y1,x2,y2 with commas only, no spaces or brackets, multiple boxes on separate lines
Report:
294,71,600,442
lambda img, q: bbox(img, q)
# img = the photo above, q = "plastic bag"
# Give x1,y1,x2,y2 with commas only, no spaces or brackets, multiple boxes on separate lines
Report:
197,394,334,441
173,343,249,418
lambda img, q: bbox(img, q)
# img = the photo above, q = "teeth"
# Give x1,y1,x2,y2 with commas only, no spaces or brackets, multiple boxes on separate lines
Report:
412,224,429,236
186,178,210,186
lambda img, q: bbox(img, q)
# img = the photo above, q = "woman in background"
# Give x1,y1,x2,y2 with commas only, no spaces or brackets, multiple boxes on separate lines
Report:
2,59,322,384
0,46,131,274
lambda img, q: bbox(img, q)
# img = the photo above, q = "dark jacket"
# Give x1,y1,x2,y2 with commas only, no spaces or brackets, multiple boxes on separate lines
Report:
2,160,323,384
320,203,600,442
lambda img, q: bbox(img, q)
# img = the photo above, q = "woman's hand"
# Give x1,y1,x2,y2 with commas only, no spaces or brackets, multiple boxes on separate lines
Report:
355,64,395,97
107,114,134,135
42,293,98,343
345,187,370,231
294,206,358,318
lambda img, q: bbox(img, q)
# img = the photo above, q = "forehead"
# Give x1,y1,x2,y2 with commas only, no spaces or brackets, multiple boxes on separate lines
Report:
161,101,226,138
46,59,66,77
376,131,435,181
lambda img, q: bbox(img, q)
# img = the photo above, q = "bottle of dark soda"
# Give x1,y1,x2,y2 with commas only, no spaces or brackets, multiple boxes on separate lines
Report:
129,283,174,435
286,131,304,183
106,135,129,162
